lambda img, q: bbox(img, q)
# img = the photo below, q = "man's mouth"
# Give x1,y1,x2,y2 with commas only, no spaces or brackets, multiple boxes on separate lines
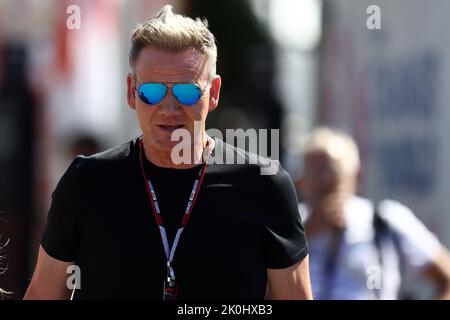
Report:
157,124,185,133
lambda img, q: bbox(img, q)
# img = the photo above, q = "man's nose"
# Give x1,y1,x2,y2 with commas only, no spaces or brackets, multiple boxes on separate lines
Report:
159,91,181,115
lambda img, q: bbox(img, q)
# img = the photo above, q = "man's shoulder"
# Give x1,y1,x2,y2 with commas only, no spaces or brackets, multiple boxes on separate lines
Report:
369,198,433,242
212,138,282,178
64,138,138,179
207,138,297,200
82,138,136,161
378,199,423,232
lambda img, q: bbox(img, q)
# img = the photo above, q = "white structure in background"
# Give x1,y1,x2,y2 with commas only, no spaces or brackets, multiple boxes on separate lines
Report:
54,0,122,144
250,0,323,173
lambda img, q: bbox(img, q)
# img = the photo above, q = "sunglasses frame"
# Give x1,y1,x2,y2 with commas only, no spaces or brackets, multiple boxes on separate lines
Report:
134,80,209,106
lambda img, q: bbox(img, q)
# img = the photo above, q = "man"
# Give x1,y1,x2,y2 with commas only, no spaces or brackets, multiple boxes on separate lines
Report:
296,127,450,299
24,6,312,300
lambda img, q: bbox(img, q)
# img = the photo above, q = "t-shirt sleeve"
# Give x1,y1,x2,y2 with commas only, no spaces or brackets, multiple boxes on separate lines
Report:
263,161,309,269
379,199,441,271
41,158,85,262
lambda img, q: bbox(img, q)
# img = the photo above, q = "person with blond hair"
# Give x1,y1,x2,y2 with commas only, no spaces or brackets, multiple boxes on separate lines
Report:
24,6,312,300
295,126,450,299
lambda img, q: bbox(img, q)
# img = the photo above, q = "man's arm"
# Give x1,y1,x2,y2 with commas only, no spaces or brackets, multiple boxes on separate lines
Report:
266,255,313,300
23,245,74,300
422,246,450,300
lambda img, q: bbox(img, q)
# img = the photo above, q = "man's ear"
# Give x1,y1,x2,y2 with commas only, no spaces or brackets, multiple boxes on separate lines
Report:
127,73,136,110
208,75,221,112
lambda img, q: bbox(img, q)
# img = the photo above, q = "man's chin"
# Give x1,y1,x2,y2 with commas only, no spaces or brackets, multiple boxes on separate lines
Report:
144,130,195,154
154,139,180,151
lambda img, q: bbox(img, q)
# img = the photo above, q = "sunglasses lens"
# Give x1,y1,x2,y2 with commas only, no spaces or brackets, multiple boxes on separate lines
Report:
172,84,202,106
138,83,167,105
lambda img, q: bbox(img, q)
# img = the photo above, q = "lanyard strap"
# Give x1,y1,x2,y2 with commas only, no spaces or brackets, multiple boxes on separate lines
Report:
138,137,211,282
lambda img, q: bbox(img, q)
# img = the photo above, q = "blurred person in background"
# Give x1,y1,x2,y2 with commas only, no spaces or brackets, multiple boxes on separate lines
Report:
24,5,311,300
295,127,450,299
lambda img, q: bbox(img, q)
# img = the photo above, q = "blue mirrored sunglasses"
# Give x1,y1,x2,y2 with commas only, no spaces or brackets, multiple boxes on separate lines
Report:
137,82,206,106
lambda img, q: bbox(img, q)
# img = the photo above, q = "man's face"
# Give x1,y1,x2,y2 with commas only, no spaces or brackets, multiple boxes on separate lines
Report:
297,150,358,226
127,47,221,153
297,151,344,204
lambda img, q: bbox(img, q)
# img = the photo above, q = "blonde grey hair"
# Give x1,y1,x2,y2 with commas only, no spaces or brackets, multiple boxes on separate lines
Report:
129,5,217,81
303,127,361,176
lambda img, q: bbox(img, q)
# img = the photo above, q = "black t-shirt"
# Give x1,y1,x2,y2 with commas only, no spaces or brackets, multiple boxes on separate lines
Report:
41,137,308,299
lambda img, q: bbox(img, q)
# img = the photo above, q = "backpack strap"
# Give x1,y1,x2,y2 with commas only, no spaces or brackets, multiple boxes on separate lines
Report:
372,204,385,299
372,201,405,299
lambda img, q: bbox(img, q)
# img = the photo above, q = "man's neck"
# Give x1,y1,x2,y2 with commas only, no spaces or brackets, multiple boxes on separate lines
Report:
304,201,348,238
142,134,215,169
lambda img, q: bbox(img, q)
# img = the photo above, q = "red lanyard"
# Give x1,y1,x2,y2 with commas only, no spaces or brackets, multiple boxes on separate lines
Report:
138,137,211,299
